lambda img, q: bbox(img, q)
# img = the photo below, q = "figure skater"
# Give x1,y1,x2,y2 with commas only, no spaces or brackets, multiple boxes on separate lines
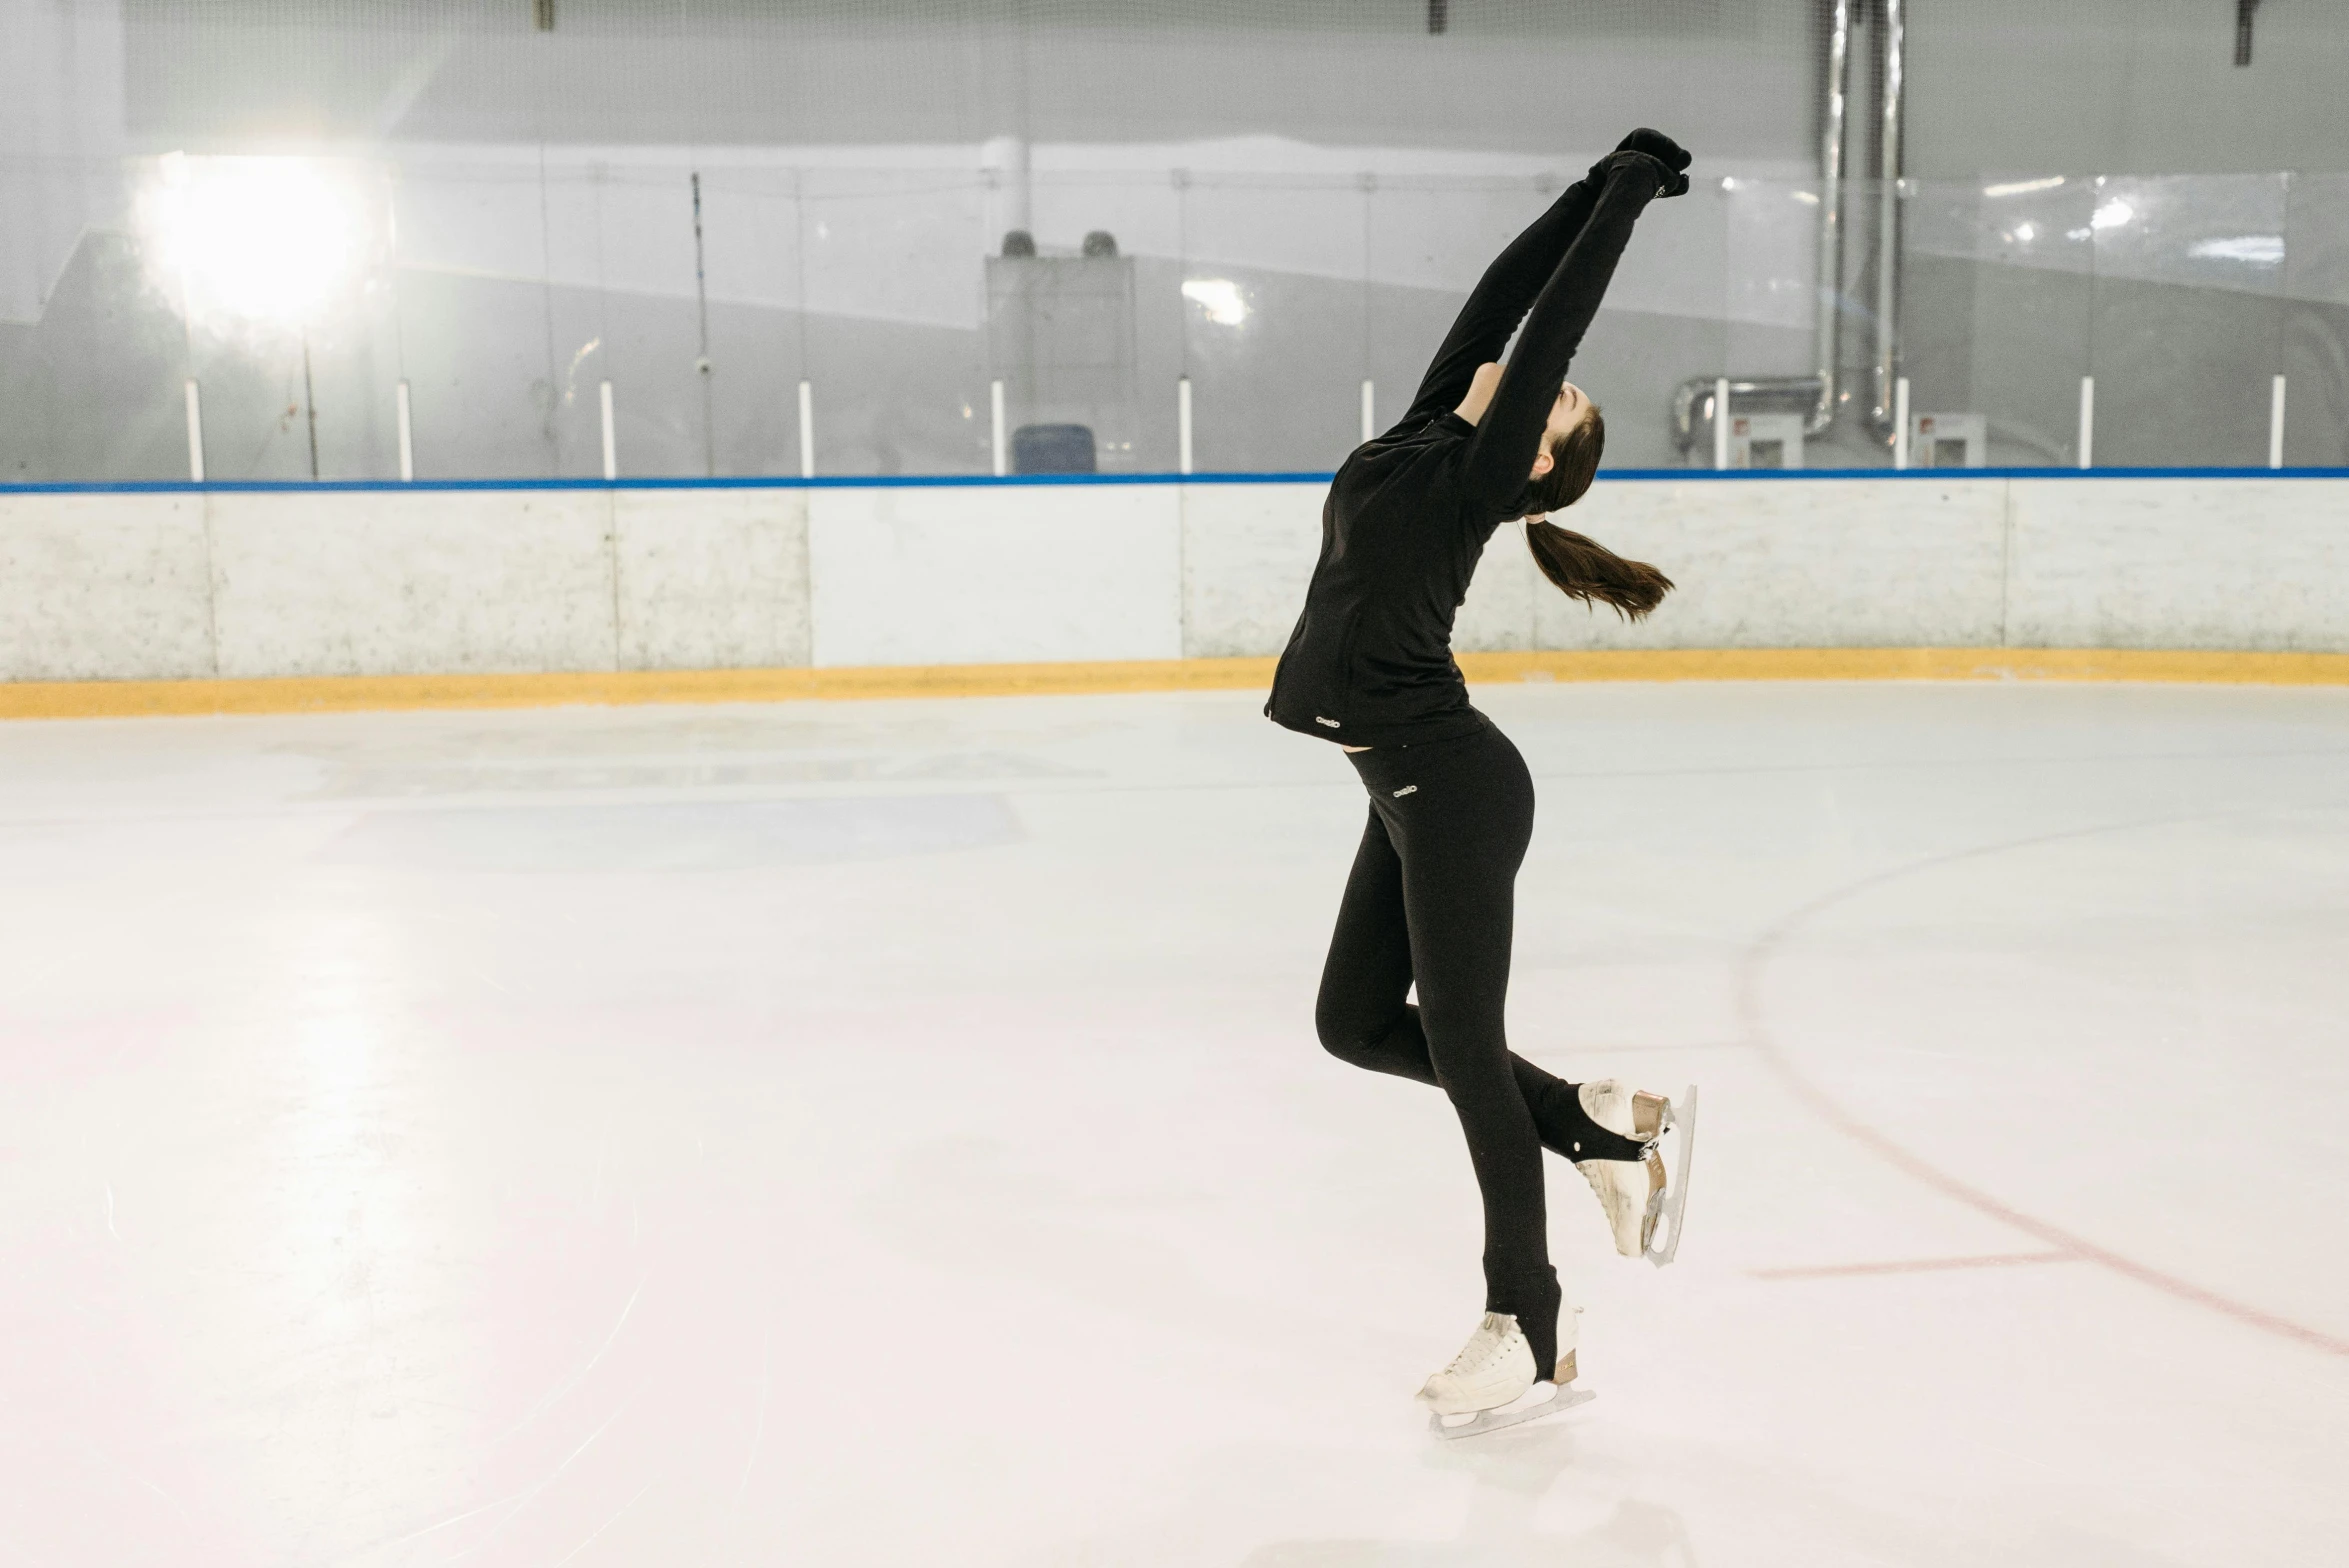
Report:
1265,128,1700,1439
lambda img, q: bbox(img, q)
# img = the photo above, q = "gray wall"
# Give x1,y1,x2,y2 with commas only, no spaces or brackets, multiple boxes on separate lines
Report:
1908,0,2349,177
117,0,1813,158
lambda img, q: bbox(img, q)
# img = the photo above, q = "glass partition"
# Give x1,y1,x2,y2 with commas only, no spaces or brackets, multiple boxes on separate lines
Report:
1902,174,2095,468
2089,173,2289,469
2281,174,2349,468
1,153,2343,482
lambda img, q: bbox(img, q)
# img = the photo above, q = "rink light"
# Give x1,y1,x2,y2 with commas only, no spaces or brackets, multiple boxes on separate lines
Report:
1182,278,1249,327
2090,199,2135,231
1983,175,2066,198
144,154,368,328
2188,234,2284,265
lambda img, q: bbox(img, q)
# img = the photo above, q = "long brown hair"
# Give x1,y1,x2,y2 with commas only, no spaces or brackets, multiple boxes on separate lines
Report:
1519,406,1673,621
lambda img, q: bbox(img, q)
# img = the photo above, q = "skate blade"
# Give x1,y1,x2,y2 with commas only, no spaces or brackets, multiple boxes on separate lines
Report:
1425,1382,1596,1441
1643,1082,1698,1269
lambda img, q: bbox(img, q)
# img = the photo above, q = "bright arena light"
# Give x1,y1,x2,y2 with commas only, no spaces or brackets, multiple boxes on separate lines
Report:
142,154,371,329
1182,277,1249,326
2188,234,2285,265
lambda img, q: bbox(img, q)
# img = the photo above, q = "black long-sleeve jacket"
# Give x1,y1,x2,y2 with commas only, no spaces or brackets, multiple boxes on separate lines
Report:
1264,152,1667,748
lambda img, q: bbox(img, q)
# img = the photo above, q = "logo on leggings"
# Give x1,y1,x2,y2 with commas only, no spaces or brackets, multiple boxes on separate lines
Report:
1393,784,1417,797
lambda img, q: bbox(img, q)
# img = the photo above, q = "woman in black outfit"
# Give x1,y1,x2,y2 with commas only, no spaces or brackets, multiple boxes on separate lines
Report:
1266,128,1700,1439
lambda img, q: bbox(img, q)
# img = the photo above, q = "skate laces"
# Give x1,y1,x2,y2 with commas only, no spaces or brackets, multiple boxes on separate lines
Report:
1442,1314,1519,1377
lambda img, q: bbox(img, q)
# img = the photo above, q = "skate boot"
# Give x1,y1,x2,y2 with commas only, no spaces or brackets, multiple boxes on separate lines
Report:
1417,1308,1593,1440
1573,1080,1699,1267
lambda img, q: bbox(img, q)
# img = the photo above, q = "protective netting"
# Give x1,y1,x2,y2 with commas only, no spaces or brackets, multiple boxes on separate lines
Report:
119,1,1808,153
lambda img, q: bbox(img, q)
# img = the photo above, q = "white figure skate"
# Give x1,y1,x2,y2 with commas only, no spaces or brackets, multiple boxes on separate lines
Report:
1418,1308,1593,1440
1573,1080,1698,1267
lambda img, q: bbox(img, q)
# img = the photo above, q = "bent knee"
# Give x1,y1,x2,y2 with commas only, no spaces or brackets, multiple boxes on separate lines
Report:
1314,1006,1390,1069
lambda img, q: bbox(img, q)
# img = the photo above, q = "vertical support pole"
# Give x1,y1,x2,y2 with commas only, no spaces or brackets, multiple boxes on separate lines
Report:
1712,377,1731,470
396,380,415,482
1872,0,1905,436
2077,376,2095,470
2269,374,2287,469
990,379,1007,477
690,170,715,479
797,380,815,478
183,378,206,482
1178,376,1194,476
1360,379,1375,443
599,380,618,481
1893,377,1911,470
1811,0,1851,436
301,332,321,481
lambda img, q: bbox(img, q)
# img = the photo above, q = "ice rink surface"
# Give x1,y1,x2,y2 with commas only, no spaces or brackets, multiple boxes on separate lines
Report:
1,679,2345,1567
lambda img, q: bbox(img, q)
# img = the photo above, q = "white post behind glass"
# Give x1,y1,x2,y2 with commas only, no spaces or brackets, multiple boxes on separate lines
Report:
182,379,205,482
1178,376,1194,475
2077,376,2095,470
599,381,617,480
990,380,1007,477
1711,377,1730,470
1893,376,1910,470
797,381,815,479
1360,379,1375,443
2270,375,2287,470
396,380,415,482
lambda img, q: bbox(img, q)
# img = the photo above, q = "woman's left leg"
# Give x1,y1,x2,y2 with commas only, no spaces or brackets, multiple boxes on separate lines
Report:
1369,729,1565,1374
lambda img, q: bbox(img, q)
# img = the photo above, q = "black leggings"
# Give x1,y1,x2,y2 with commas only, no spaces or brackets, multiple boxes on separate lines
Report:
1315,723,1641,1378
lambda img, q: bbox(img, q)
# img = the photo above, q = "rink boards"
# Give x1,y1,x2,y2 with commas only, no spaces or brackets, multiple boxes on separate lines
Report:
3,474,2348,701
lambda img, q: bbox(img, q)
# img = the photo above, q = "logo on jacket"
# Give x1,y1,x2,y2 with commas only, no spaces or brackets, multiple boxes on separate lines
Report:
1315,716,1341,728
1393,785,1418,797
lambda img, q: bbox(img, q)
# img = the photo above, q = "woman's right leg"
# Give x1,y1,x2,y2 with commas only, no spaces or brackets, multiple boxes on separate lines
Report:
1315,805,1644,1166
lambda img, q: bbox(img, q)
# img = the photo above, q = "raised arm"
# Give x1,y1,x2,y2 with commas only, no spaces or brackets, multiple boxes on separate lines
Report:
1456,151,1674,511
1395,170,1610,429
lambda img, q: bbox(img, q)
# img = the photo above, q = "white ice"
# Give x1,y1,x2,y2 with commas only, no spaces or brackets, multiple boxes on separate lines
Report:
0,680,2343,1566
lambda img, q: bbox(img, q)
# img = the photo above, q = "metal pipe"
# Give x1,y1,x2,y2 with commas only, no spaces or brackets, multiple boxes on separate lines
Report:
1813,0,1852,436
1671,0,1849,454
1671,375,1823,452
1871,0,1905,438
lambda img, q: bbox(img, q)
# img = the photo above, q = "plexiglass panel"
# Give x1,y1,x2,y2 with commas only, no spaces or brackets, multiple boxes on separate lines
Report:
2281,174,2349,467
2089,174,2288,468
1903,174,2095,467
2,154,2343,481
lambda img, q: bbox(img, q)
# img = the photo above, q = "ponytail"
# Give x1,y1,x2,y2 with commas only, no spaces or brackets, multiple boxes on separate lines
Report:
1524,519,1674,621
1519,404,1674,621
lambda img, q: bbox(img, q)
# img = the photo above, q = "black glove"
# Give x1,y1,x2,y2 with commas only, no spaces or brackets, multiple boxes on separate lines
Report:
1612,127,1693,197
1596,148,1690,200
